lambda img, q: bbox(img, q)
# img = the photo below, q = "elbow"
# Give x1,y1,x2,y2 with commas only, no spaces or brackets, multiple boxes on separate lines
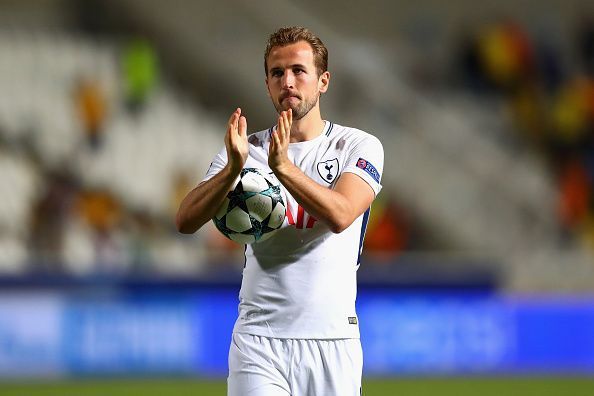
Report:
326,207,357,234
175,212,196,234
177,225,194,234
327,217,351,234
329,225,346,234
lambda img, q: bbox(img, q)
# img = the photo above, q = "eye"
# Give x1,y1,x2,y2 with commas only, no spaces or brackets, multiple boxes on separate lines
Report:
271,70,283,78
293,68,304,75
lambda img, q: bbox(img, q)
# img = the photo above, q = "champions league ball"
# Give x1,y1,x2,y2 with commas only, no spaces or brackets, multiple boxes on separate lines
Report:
213,168,286,244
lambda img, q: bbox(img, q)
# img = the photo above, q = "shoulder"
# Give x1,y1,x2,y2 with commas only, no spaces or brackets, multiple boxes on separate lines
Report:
328,123,383,148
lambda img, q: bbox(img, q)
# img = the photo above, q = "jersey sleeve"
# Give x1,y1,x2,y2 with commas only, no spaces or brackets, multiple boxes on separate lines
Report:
342,134,384,196
202,146,228,182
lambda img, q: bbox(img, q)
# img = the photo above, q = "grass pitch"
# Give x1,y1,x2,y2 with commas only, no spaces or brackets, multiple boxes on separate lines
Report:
0,377,593,396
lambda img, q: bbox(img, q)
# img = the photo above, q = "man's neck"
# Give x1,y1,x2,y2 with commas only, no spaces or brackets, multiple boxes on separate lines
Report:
288,109,325,143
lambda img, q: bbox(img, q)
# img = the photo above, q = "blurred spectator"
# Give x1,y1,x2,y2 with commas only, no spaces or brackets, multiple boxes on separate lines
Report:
535,38,565,94
0,31,220,276
75,188,127,272
478,20,536,93
29,170,78,270
74,77,107,149
77,189,122,233
455,30,492,94
122,38,159,114
364,192,411,258
549,77,594,165
577,16,594,77
557,159,591,233
507,83,548,146
454,18,594,249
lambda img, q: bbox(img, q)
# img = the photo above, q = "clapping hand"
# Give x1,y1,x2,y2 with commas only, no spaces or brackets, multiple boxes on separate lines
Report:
225,108,249,174
269,109,292,173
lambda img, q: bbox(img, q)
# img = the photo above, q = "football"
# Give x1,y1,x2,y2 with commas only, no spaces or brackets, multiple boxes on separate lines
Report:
213,168,286,244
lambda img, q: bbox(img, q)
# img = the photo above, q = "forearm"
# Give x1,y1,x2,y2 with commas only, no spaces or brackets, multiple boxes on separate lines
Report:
176,165,240,234
274,162,353,233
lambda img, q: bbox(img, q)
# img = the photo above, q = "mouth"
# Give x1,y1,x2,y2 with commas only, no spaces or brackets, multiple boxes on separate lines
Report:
281,96,301,107
281,92,301,102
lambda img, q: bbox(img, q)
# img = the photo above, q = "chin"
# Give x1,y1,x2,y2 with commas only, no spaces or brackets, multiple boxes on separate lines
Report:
277,103,296,113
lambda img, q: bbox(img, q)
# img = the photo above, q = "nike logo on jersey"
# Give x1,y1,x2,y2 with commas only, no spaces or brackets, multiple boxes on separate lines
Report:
316,158,339,184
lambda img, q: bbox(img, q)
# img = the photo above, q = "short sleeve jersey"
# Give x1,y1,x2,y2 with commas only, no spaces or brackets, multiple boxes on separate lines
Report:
204,121,384,339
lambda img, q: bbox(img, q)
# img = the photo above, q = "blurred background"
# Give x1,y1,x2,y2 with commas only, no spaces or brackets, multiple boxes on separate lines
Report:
1,0,594,394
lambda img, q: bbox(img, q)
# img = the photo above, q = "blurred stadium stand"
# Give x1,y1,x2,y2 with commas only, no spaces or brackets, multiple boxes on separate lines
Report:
1,0,593,290
1,0,594,379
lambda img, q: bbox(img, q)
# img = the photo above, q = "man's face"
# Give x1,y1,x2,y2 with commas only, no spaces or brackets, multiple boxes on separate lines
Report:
265,41,329,120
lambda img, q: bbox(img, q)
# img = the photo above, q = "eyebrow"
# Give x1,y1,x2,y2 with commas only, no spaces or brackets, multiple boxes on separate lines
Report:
269,64,308,74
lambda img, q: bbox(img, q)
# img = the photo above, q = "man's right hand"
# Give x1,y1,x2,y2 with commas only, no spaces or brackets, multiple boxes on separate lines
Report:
225,108,248,173
175,107,249,234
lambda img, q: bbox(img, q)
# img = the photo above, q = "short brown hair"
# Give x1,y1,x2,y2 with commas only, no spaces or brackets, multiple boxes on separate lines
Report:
264,26,328,77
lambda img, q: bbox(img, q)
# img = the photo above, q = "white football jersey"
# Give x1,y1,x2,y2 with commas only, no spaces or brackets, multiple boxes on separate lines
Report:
204,121,384,339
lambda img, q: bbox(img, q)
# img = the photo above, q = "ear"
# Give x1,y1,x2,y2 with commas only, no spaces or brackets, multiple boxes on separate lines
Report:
318,71,330,93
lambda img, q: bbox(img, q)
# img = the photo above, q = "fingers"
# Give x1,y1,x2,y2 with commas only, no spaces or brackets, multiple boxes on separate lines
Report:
238,115,247,137
283,110,291,138
269,110,291,171
226,108,245,150
226,108,239,145
270,125,280,150
228,108,248,139
276,109,292,145
277,114,284,140
227,108,248,142
225,108,249,172
227,108,240,131
271,112,284,152
229,108,240,122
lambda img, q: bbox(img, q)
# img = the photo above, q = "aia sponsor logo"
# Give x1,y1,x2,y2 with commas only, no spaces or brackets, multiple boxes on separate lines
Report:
285,202,317,229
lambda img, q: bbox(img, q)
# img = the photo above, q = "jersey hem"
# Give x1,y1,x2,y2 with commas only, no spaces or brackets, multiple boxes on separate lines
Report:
232,328,361,340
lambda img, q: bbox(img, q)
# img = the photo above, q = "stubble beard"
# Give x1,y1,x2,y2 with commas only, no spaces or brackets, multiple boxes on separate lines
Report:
275,91,320,120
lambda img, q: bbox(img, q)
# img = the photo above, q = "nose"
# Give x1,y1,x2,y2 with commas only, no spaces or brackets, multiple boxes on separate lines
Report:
281,70,295,88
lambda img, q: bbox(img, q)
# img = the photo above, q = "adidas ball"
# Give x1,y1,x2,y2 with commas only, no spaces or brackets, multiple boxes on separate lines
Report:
213,168,286,244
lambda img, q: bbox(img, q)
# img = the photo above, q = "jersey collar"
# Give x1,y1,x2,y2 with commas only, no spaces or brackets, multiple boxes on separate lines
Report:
268,121,334,139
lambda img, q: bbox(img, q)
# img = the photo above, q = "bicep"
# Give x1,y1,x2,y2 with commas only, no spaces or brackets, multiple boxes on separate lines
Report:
333,172,376,218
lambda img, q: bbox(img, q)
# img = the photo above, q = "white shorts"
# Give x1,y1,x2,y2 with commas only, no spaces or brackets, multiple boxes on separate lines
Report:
227,333,363,396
